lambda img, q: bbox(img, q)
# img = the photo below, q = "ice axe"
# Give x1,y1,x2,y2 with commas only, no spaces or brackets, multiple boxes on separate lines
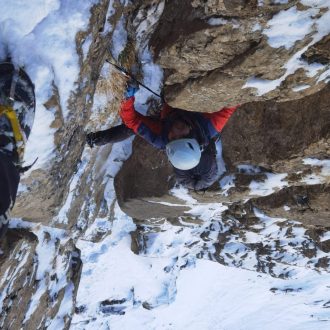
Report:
105,58,164,101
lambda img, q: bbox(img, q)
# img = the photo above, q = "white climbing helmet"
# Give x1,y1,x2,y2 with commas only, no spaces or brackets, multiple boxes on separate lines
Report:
166,138,201,170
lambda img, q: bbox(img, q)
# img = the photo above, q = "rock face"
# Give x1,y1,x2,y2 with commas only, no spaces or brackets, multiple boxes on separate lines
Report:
150,0,330,111
1,0,330,329
114,137,177,219
116,84,330,224
0,226,81,329
1,0,122,326
115,0,330,296
114,4,329,324
222,84,330,166
117,2,330,222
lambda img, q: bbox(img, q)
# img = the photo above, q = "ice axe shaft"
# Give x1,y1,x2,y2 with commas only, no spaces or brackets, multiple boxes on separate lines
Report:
105,59,163,100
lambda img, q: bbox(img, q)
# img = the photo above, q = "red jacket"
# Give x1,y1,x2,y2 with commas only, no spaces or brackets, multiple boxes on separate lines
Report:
120,97,238,149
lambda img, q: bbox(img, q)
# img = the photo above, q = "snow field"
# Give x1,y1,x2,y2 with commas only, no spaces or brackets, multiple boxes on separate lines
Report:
71,153,330,330
71,184,330,329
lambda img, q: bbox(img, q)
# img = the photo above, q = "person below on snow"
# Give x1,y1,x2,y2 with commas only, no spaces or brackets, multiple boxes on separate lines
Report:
87,83,238,191
0,62,35,240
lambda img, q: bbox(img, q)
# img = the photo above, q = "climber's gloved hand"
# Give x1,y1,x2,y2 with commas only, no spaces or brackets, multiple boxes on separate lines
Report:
86,132,101,148
124,79,139,99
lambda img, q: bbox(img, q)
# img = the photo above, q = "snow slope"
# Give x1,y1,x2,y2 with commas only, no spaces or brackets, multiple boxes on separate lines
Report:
0,0,98,168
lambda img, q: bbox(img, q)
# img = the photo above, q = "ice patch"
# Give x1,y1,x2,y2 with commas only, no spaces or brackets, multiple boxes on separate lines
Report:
219,174,235,196
17,183,29,194
208,17,228,26
215,138,226,178
134,47,164,115
264,6,317,49
301,174,323,185
111,14,128,61
133,1,165,115
244,231,262,243
317,67,330,83
252,22,262,32
303,158,330,176
237,164,262,174
170,186,197,205
208,17,239,28
82,34,93,59
148,201,188,207
46,283,74,330
320,231,330,242
301,0,330,9
249,173,288,196
292,84,310,92
300,158,330,184
243,76,280,96
55,150,91,224
100,0,115,36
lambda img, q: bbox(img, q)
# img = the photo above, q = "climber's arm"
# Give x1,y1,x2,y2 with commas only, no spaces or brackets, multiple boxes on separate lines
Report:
203,105,239,137
120,97,166,149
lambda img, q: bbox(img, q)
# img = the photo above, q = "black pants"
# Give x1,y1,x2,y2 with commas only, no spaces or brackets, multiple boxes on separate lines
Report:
93,124,135,146
0,153,20,216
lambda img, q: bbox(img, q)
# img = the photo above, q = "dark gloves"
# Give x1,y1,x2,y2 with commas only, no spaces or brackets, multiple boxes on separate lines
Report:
86,131,101,148
86,125,135,148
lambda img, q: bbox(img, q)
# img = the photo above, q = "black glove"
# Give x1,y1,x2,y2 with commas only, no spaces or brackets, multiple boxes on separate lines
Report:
86,126,135,148
86,132,100,148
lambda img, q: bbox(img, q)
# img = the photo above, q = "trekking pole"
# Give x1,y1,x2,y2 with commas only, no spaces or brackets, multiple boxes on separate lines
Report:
105,59,164,100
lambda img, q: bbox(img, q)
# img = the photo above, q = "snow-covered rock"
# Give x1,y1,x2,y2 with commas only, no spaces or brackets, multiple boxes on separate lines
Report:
0,1,329,329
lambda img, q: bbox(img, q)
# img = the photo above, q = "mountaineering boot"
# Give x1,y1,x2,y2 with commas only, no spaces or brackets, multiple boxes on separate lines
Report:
0,61,36,239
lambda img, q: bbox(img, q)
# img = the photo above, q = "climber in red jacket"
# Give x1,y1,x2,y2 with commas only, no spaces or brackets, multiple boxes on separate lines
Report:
87,84,238,191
